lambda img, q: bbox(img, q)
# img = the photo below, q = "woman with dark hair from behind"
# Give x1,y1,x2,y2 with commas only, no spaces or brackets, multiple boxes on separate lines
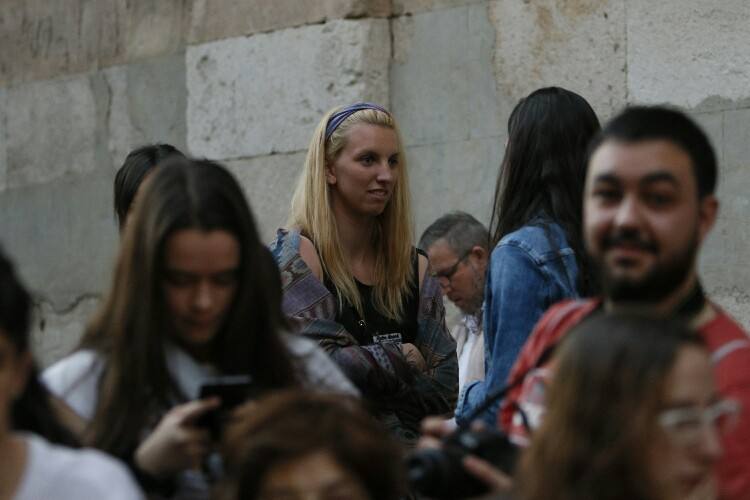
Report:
518,314,733,500
114,143,185,230
43,158,356,499
455,87,600,426
0,247,143,499
218,390,405,500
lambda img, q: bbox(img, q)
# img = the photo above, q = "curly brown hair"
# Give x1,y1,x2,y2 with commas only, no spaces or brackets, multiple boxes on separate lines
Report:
217,390,406,500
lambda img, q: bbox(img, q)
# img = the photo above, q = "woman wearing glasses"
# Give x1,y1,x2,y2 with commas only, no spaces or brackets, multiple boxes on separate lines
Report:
518,314,736,500
271,102,458,444
455,87,601,426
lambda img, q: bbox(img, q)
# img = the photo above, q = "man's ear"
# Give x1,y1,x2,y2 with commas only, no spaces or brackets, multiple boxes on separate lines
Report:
325,162,337,186
697,195,718,244
470,245,488,263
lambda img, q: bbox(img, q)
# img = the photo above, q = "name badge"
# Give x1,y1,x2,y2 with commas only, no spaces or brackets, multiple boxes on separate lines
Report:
372,332,403,346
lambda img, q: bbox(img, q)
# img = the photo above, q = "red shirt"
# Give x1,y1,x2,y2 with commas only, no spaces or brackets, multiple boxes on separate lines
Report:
500,299,750,500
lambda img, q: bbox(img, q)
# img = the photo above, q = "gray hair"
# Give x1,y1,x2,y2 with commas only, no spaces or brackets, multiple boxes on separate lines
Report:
418,211,489,255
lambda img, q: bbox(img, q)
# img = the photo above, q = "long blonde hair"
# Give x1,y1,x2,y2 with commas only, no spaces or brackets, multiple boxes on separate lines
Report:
289,105,414,321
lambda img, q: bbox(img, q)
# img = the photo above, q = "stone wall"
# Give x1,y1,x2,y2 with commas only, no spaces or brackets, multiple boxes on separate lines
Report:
1,0,749,365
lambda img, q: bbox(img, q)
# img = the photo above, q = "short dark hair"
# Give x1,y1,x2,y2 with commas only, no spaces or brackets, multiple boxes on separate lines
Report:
113,144,185,229
418,211,489,255
588,106,717,198
220,391,406,500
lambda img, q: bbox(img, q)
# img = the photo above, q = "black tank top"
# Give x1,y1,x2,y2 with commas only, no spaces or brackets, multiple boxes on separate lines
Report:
325,249,423,346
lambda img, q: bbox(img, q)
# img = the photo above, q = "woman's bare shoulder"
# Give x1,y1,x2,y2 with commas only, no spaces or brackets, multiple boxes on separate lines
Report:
298,234,323,281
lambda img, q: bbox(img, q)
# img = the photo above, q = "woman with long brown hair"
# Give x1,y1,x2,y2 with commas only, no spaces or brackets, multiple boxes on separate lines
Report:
271,102,457,443
43,158,355,499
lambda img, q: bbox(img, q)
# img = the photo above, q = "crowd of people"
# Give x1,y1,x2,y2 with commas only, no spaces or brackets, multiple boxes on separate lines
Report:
0,87,748,500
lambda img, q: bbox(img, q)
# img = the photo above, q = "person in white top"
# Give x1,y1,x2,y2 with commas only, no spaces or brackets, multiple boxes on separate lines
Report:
419,211,489,395
42,158,357,500
0,247,143,500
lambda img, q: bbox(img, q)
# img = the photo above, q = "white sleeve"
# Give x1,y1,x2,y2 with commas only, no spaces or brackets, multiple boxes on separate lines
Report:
284,334,360,397
41,350,104,421
63,450,145,500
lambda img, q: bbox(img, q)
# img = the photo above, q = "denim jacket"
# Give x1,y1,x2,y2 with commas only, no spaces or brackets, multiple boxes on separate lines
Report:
455,219,579,426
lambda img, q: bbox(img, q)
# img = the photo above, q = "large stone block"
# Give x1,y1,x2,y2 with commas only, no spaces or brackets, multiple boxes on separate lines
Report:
627,0,750,109
189,0,391,44
224,151,306,243
105,52,188,169
489,0,627,119
391,3,503,146
32,296,101,367
187,19,390,160
407,136,502,235
5,75,97,189
0,171,119,309
0,0,190,86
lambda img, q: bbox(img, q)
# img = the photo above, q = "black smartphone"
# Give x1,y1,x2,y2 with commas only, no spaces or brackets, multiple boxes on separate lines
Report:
195,375,259,439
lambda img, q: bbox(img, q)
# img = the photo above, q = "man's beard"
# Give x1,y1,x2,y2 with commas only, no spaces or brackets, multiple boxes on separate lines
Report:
459,273,486,316
593,229,698,303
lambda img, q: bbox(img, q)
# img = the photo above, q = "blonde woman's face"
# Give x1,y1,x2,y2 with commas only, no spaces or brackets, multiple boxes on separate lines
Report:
326,123,399,220
648,346,722,499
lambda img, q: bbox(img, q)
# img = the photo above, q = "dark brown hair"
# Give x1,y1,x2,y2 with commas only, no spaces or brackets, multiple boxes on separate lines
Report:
81,158,299,457
219,390,406,500
517,313,704,500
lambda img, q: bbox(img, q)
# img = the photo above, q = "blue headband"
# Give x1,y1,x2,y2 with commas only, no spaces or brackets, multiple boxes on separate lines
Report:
325,102,390,140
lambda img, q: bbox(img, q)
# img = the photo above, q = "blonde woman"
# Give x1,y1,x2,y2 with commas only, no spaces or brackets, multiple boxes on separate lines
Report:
271,102,457,443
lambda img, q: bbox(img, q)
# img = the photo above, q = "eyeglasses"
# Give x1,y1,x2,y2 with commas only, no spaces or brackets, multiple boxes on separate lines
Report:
658,399,741,448
429,249,472,282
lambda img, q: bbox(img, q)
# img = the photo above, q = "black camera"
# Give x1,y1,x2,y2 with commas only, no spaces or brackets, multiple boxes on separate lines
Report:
407,427,519,499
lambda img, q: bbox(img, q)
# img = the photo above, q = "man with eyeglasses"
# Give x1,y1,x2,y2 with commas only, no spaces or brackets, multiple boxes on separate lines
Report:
497,106,750,499
419,212,489,398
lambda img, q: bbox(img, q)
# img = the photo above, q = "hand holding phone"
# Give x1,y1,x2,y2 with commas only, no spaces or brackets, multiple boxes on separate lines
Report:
195,375,259,440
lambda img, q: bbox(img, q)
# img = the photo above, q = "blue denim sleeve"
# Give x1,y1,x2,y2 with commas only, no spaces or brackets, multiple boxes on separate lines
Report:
455,243,549,427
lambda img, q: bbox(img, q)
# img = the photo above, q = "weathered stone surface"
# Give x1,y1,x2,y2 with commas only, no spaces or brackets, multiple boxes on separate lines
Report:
627,0,750,109
723,108,750,171
0,171,119,309
691,111,724,166
32,296,101,368
5,75,98,189
490,0,627,119
0,0,190,86
391,3,502,146
189,0,391,44
105,52,188,169
0,88,7,191
393,0,484,15
224,151,306,243
187,19,390,160
407,136,502,235
701,107,750,324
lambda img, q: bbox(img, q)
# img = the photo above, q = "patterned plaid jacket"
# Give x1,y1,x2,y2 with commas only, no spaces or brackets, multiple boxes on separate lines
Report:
270,228,458,442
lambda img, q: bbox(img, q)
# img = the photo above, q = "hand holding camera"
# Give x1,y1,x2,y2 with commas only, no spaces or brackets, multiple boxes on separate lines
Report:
409,417,516,499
